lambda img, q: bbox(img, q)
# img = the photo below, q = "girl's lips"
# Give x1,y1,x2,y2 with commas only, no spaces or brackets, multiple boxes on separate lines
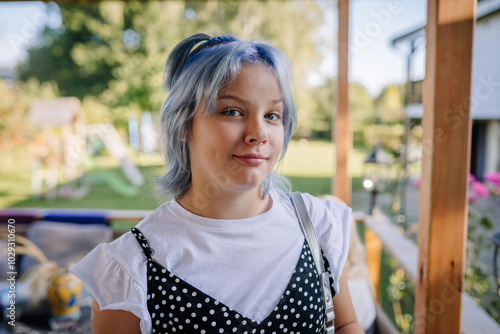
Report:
233,154,266,166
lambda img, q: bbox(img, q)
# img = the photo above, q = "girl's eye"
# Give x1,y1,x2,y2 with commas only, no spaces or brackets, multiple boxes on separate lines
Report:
222,109,242,117
265,113,281,121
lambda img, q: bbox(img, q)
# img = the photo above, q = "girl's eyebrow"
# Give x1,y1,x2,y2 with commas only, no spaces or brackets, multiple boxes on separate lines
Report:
217,94,283,105
217,94,245,103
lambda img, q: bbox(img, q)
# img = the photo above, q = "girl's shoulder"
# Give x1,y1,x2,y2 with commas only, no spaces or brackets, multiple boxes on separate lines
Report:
272,189,351,221
94,201,176,280
274,190,351,294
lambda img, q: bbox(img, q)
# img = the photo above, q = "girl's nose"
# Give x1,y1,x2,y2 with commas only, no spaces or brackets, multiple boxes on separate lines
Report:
245,118,268,145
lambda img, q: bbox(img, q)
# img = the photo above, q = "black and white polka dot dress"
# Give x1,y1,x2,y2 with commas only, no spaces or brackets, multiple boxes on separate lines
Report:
131,227,334,334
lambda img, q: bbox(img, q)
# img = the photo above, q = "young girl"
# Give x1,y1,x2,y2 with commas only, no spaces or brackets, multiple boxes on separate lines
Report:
71,33,363,334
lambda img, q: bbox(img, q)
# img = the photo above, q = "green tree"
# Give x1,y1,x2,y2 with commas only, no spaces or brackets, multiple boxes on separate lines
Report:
374,84,404,124
19,2,188,122
363,83,406,152
18,4,115,100
18,1,326,133
0,78,59,149
306,79,374,141
350,82,375,146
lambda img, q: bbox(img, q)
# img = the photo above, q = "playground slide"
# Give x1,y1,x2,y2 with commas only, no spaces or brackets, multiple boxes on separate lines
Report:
86,124,144,187
89,170,138,197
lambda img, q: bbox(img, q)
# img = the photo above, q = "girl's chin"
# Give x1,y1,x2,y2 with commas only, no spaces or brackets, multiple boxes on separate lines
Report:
224,176,269,194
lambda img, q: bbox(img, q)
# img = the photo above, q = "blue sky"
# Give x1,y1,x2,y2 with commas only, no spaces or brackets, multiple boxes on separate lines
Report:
347,0,427,95
0,2,54,67
0,0,427,97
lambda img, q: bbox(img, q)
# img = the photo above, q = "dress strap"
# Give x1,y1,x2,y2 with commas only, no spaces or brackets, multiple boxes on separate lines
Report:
131,227,153,260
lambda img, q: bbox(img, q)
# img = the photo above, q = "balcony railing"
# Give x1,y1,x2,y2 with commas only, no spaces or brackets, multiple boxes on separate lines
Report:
356,209,500,334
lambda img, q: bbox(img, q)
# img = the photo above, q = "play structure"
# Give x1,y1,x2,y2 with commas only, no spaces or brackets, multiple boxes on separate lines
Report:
86,123,144,187
27,98,146,200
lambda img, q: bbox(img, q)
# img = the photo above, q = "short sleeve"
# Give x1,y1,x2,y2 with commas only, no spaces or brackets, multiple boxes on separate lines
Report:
69,243,151,334
301,193,351,294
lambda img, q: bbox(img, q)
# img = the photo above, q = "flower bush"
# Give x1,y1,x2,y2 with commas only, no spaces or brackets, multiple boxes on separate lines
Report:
484,171,500,195
466,171,500,323
410,172,500,324
469,174,489,202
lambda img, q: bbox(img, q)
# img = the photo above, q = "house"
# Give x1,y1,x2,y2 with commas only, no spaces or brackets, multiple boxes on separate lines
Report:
392,0,500,179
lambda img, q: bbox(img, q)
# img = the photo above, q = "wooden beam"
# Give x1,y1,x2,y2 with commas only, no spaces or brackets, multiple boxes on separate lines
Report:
365,227,382,302
415,1,476,333
334,0,351,205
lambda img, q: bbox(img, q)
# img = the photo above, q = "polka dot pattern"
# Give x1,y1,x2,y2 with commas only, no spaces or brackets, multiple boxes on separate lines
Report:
131,227,334,334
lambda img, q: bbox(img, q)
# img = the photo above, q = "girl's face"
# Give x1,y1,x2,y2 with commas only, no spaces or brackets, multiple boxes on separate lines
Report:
187,63,285,197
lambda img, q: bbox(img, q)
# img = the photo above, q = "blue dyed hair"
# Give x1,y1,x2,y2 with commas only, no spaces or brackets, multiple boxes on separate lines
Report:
157,33,297,198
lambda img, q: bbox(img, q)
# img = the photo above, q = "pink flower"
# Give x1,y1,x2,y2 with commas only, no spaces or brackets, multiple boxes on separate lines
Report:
469,174,476,183
484,171,500,186
413,178,421,188
469,181,489,203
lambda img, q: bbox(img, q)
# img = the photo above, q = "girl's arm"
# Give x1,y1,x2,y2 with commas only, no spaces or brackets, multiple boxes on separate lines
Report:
332,272,365,333
91,298,141,334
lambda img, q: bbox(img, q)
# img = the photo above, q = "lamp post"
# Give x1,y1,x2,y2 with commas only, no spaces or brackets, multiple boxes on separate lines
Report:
363,144,392,215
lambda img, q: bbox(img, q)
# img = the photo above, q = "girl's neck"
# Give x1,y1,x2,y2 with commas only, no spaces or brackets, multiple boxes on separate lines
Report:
177,186,272,220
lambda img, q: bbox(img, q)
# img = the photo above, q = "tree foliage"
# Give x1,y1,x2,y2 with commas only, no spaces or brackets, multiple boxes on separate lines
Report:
0,78,59,149
18,0,329,133
306,79,375,140
374,84,404,124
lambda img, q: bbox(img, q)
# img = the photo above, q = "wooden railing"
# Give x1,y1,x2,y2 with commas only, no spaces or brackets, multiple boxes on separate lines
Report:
3,207,499,332
0,207,150,238
356,209,500,334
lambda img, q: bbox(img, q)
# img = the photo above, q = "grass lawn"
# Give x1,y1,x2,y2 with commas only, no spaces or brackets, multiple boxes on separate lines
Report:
0,140,372,210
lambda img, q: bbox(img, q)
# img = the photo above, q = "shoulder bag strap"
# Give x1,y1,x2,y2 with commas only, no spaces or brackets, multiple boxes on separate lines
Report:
290,192,335,334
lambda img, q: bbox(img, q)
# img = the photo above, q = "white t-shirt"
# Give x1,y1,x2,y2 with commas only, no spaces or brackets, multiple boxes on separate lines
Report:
70,189,351,334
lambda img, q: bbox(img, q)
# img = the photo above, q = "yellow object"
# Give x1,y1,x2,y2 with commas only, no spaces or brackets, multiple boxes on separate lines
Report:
47,272,83,318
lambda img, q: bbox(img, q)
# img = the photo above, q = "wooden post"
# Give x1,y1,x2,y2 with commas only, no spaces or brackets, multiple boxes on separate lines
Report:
365,227,382,302
334,0,351,205
415,0,476,333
